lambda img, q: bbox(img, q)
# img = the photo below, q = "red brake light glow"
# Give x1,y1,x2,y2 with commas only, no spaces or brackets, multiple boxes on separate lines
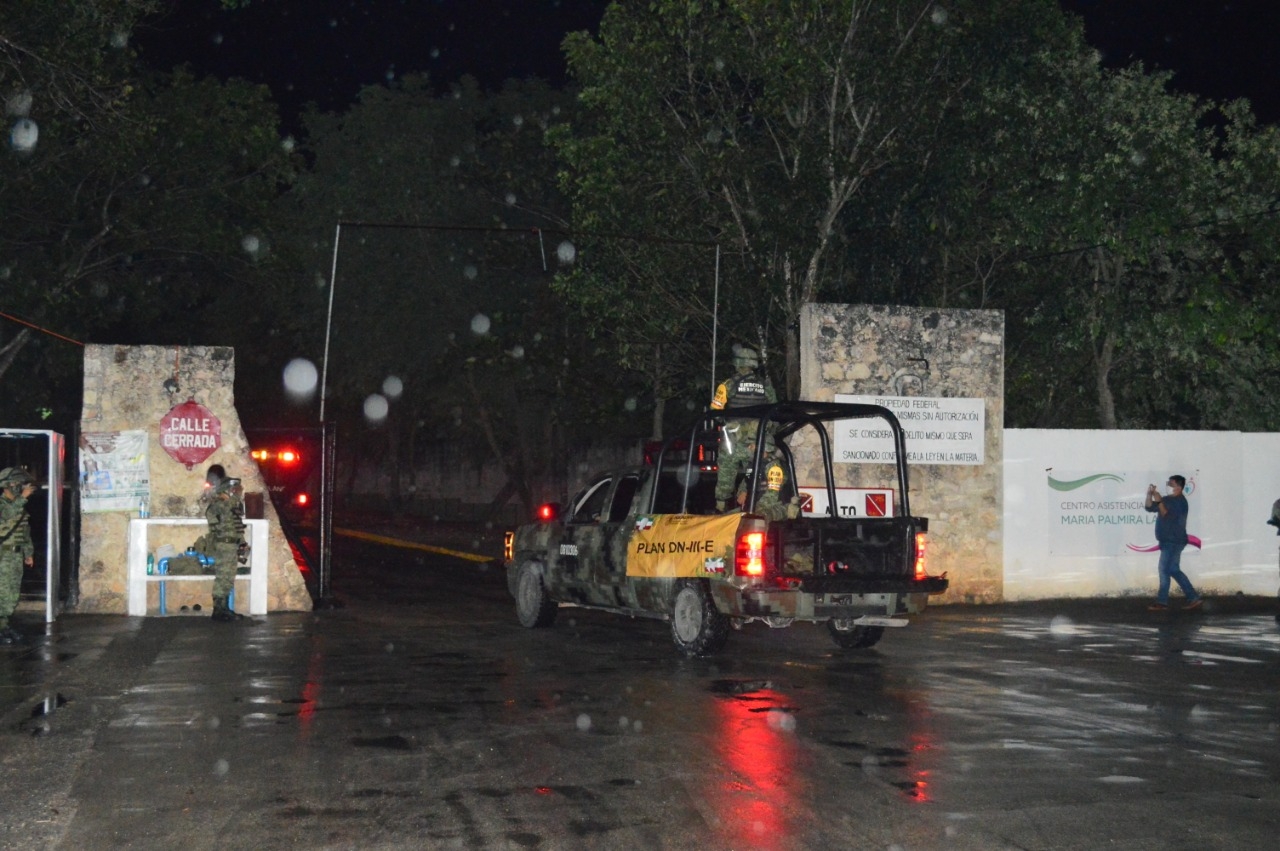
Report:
736,530,766,577
914,532,927,580
279,449,299,464
295,493,309,506
537,503,557,522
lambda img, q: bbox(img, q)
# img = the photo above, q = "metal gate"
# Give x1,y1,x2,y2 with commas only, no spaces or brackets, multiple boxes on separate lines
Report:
0,429,66,623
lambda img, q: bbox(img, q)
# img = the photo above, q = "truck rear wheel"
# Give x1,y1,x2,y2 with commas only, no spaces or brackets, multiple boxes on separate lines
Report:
670,581,729,657
827,619,884,649
516,563,557,628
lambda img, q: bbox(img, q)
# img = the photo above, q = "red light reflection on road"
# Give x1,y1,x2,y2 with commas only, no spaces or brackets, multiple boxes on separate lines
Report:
296,649,323,743
708,691,807,849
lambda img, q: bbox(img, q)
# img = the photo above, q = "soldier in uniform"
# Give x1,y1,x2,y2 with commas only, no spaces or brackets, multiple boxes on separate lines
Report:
735,438,800,522
0,467,36,644
710,345,777,510
205,475,247,621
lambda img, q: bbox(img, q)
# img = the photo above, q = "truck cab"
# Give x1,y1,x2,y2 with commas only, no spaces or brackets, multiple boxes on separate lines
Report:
505,401,948,656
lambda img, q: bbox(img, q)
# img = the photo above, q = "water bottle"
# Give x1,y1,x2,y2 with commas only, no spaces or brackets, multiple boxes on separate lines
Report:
146,553,155,575
139,498,149,519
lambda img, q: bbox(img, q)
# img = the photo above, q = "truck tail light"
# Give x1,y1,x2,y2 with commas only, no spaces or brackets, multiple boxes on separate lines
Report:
295,493,309,506
914,532,927,580
736,530,766,577
537,503,560,522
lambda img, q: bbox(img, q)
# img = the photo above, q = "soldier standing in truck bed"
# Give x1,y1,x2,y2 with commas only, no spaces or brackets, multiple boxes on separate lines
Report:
710,345,777,511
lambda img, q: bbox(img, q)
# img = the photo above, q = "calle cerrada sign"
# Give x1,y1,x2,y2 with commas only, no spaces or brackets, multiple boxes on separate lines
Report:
159,400,221,469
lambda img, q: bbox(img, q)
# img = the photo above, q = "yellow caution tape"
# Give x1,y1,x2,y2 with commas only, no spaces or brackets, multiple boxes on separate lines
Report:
334,527,494,563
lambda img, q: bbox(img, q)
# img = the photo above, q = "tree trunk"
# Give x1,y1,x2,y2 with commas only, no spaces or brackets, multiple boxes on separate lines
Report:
1094,330,1117,429
0,328,33,385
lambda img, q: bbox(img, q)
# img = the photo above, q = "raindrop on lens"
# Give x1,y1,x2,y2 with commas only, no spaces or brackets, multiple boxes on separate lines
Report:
382,375,404,399
282,359,318,399
470,313,491,335
556,240,576,264
10,118,38,153
5,90,32,117
241,234,261,255
575,713,592,732
213,758,229,776
1049,615,1076,636
463,264,478,280
624,397,637,412
364,394,389,422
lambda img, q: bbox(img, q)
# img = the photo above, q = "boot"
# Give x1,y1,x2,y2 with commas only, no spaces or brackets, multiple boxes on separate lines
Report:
211,598,238,622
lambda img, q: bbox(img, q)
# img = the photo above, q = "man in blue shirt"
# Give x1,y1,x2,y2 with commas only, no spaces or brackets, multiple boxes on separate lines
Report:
1145,474,1202,612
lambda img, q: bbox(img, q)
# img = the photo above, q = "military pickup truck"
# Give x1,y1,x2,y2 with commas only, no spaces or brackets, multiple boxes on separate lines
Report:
504,401,948,656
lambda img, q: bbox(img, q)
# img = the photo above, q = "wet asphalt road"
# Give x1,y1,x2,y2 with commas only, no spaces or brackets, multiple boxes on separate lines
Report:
1,535,1279,850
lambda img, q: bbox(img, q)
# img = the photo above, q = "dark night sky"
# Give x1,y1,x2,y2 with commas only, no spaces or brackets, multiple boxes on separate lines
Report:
135,1,1280,126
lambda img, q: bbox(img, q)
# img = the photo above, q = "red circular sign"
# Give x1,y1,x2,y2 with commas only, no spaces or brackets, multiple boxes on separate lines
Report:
159,400,222,469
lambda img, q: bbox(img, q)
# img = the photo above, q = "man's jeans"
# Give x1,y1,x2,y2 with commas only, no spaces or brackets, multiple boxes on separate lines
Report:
1157,543,1198,604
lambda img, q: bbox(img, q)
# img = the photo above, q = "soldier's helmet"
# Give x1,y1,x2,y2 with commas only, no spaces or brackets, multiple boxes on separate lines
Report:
733,346,760,372
0,467,34,489
214,477,243,497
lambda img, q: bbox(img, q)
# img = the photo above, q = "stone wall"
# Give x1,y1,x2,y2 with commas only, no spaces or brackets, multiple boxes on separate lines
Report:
78,345,312,614
799,304,1004,603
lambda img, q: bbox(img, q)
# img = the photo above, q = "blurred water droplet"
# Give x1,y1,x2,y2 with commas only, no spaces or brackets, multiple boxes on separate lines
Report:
283,358,318,399
364,394,389,422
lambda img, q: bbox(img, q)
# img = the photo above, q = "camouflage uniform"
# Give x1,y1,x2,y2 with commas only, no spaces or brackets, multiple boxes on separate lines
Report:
0,468,35,642
205,477,247,621
736,450,798,522
710,347,777,508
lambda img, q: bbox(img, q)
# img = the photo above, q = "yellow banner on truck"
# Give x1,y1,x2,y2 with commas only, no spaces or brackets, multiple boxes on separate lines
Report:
627,513,741,578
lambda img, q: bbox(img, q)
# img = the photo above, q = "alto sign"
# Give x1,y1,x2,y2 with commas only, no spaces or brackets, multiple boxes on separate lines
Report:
159,400,221,469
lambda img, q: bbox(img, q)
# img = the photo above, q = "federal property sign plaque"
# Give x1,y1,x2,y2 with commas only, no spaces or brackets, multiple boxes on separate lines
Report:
159,400,221,468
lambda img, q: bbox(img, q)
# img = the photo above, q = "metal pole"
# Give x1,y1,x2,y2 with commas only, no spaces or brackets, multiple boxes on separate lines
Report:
711,244,721,395
319,222,342,423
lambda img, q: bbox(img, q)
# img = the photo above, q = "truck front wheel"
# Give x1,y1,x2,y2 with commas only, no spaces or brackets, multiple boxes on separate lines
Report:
516,563,557,628
670,581,729,657
827,619,884,650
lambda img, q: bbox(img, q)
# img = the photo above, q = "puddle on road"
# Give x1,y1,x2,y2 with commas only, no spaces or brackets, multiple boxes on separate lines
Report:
350,734,414,750
30,692,69,718
709,679,773,695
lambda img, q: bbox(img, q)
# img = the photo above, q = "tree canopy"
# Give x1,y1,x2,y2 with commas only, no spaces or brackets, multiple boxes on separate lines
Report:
554,0,1280,430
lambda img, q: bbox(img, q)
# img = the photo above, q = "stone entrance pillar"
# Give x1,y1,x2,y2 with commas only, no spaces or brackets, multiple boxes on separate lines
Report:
800,304,1004,603
77,345,312,614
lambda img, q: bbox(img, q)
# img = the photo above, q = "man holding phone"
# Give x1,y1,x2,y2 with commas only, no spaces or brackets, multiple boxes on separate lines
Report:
1144,474,1202,612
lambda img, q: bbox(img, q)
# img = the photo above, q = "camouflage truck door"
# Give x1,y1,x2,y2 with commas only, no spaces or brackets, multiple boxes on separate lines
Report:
563,473,641,608
553,475,612,602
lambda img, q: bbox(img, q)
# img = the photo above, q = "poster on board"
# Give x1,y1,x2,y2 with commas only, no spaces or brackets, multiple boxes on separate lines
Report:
80,430,150,513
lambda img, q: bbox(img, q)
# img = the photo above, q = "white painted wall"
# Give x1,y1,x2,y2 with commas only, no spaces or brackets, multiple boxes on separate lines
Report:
1004,430,1280,600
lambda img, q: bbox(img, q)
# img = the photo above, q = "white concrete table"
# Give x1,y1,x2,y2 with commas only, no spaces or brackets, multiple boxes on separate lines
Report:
127,518,269,616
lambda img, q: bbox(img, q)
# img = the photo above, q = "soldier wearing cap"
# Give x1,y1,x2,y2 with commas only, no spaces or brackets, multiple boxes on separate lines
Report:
710,345,777,511
205,475,247,621
0,467,36,643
